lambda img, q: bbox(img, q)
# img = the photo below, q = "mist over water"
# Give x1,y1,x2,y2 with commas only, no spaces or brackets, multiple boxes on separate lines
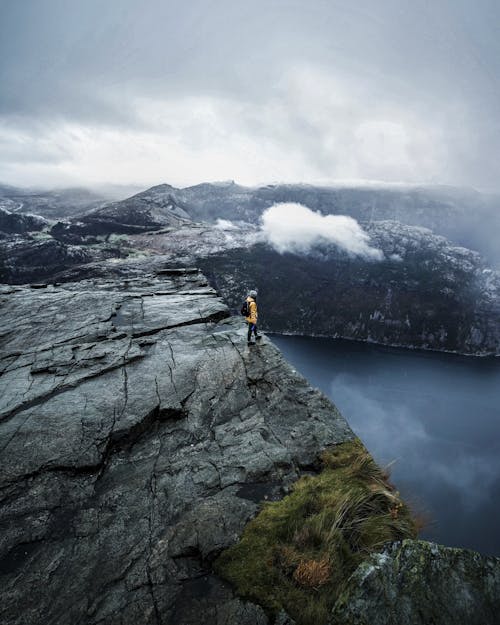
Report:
271,335,500,556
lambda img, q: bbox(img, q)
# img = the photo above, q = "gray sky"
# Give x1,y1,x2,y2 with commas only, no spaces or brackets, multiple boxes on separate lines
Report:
1,0,499,190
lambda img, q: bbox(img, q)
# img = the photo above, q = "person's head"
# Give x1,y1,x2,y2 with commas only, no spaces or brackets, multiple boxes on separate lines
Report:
248,289,257,299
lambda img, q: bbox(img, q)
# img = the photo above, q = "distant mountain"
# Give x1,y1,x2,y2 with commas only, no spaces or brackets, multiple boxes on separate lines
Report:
4,180,499,264
50,188,192,241
0,186,108,219
121,181,500,266
0,238,93,284
90,184,192,226
0,185,195,282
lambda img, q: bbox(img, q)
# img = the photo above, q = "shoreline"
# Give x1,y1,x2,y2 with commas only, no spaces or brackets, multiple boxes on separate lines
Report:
266,328,500,360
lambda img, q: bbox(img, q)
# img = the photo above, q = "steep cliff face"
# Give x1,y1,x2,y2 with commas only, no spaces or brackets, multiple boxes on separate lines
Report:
0,270,352,625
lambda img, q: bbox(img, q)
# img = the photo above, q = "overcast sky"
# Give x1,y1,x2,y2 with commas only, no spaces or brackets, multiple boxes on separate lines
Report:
1,0,499,191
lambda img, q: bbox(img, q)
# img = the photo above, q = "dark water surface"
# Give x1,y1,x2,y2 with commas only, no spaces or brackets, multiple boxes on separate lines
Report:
271,334,500,556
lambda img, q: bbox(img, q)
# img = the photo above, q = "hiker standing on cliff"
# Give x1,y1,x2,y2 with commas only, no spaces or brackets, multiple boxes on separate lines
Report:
244,289,261,345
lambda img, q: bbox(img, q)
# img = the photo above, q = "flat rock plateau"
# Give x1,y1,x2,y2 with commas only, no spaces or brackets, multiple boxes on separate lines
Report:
0,269,353,625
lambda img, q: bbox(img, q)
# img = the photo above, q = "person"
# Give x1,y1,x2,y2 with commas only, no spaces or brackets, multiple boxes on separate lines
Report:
245,289,261,345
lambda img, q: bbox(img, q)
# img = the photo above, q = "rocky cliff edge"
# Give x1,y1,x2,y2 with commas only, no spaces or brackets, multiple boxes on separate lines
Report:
1,270,499,625
0,269,352,625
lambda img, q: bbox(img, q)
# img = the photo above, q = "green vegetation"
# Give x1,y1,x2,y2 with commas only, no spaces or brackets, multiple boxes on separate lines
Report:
215,438,418,625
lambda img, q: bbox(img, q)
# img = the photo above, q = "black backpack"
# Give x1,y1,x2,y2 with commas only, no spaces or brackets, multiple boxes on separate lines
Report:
240,300,249,317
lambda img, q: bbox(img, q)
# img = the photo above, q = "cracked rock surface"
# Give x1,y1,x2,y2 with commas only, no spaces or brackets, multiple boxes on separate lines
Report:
0,269,353,625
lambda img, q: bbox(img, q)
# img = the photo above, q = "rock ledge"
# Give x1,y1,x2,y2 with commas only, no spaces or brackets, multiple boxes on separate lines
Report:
0,270,352,625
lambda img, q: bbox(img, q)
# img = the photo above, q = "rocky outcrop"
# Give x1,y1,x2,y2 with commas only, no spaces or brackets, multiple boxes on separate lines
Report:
330,539,500,625
2,269,500,625
0,269,352,625
0,237,124,284
0,207,49,235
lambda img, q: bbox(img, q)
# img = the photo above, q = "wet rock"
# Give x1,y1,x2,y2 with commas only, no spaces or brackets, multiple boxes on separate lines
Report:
330,539,500,625
0,269,353,625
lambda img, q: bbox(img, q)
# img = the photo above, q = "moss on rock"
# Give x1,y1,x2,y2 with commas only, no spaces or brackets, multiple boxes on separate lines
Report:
214,438,417,625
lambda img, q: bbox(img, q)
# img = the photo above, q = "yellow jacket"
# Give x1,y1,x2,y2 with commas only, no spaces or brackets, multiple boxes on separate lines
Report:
245,296,258,324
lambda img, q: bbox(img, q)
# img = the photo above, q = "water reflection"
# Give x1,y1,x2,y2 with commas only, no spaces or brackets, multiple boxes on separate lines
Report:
271,335,500,556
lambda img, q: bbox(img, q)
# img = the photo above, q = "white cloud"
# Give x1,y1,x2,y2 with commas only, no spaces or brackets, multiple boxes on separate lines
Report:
261,202,383,259
214,219,239,230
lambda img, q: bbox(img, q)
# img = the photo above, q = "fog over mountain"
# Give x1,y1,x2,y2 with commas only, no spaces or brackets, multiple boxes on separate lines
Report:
1,1,500,191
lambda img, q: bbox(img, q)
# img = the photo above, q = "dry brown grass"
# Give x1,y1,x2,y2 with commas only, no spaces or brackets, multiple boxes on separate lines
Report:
293,558,331,589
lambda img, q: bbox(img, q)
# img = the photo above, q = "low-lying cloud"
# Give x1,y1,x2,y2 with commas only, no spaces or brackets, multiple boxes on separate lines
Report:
214,218,239,230
261,203,383,260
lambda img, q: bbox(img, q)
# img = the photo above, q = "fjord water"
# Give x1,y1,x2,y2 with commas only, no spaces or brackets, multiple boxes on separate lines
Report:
271,335,500,556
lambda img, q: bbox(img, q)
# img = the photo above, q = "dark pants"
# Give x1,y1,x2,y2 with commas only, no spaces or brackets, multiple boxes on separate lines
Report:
247,322,258,342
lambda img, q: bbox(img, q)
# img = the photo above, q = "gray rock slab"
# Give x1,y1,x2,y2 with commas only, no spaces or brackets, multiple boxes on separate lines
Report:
0,270,353,625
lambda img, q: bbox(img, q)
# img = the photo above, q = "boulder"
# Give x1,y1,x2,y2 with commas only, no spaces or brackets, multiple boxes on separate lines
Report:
331,539,500,625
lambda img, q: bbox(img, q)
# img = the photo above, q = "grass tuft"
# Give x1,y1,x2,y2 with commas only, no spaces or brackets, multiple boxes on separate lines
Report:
293,557,331,588
214,438,418,625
